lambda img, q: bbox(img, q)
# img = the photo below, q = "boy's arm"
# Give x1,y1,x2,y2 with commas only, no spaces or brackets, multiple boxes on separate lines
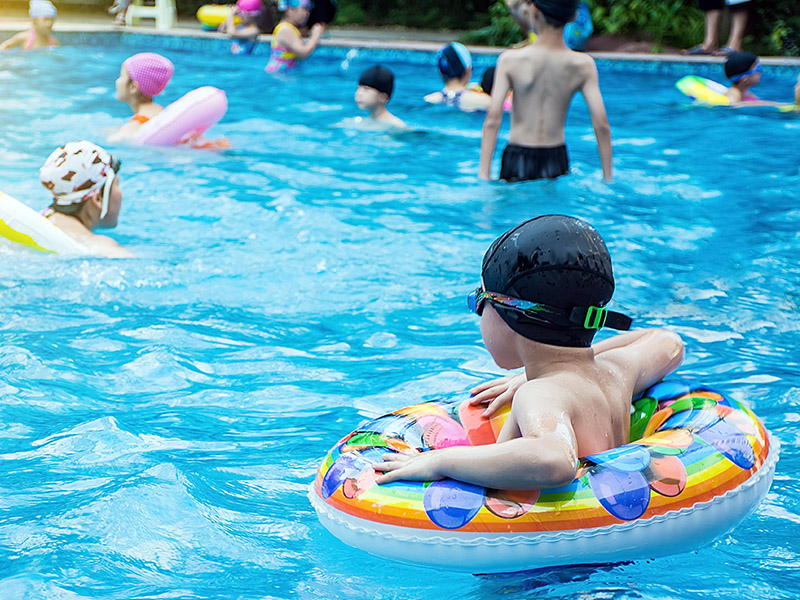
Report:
374,423,578,490
280,22,324,59
579,60,612,181
0,32,26,51
594,328,685,394
479,54,511,179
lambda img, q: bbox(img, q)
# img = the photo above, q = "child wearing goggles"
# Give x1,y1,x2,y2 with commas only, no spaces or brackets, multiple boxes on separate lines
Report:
724,51,800,110
374,215,684,491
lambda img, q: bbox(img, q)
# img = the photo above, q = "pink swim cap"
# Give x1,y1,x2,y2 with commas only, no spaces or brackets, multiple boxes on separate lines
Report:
123,53,174,98
236,0,262,14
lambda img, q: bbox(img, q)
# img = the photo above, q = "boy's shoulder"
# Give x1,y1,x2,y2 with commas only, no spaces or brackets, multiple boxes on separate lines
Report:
499,44,596,71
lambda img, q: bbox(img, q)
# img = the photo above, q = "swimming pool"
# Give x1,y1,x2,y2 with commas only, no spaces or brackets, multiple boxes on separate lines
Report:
0,36,798,599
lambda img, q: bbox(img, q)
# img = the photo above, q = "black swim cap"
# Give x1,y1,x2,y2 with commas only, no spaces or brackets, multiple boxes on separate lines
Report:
437,42,472,79
481,66,496,96
359,65,394,98
533,0,578,25
481,215,627,348
724,51,758,80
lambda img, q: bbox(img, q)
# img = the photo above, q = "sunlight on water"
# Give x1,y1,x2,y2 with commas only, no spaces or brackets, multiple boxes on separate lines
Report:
0,40,798,599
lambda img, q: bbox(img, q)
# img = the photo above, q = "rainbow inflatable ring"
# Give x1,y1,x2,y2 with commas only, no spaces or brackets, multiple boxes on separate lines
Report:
310,380,778,573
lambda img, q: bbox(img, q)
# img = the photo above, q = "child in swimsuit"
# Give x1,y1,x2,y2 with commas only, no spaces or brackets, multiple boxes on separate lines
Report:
374,215,683,490
265,0,325,74
220,0,275,56
354,65,406,129
38,141,132,258
724,53,800,110
480,0,612,182
0,0,59,51
108,53,174,143
423,42,490,112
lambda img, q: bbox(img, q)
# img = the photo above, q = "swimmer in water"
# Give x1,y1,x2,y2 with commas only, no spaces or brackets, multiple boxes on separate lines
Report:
374,215,684,490
0,0,60,51
480,0,612,182
108,53,174,143
354,65,407,129
38,141,133,258
423,42,490,112
724,51,800,110
265,0,325,74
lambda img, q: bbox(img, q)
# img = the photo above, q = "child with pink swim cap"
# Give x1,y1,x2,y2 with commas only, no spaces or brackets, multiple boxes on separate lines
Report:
219,0,276,56
109,52,174,143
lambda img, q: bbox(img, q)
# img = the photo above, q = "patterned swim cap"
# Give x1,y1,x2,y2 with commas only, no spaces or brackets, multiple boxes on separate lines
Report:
29,0,57,18
123,53,174,98
39,141,115,208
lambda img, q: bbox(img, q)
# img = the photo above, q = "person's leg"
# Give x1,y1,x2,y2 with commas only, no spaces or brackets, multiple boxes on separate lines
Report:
702,9,721,51
725,5,749,51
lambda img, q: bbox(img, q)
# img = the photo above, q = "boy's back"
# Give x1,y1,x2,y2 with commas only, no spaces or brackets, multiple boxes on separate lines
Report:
480,0,612,182
503,45,596,146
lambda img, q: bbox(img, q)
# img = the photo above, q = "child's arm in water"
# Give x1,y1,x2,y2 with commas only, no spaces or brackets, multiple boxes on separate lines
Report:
579,59,613,181
479,53,511,179
0,31,28,51
221,8,261,38
277,21,325,59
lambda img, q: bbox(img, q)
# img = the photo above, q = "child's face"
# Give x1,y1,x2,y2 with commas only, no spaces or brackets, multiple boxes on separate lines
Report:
286,6,309,26
32,17,55,35
115,65,137,102
355,85,386,111
480,305,523,370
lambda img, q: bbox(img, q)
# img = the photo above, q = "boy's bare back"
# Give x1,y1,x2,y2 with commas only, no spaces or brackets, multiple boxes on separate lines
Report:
501,45,597,146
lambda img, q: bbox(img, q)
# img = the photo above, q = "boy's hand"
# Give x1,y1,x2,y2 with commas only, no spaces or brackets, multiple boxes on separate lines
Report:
469,372,525,417
373,451,445,484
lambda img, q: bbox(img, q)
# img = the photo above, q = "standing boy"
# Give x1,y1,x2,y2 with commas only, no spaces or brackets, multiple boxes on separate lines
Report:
479,0,612,182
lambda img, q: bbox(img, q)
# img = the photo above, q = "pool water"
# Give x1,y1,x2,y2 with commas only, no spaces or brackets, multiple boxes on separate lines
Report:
0,42,798,599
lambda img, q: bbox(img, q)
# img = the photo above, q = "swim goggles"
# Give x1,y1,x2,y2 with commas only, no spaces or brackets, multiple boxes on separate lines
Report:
467,287,632,331
729,62,762,83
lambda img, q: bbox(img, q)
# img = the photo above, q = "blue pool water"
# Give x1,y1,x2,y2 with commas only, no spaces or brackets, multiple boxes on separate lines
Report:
0,38,799,599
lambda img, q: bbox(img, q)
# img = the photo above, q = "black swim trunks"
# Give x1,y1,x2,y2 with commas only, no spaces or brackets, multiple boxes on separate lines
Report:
499,144,569,182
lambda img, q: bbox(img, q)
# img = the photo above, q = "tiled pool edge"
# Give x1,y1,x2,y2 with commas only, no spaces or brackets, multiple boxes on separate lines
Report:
2,25,799,81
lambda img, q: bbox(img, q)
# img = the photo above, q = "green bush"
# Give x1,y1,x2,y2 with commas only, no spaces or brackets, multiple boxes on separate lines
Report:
459,0,524,47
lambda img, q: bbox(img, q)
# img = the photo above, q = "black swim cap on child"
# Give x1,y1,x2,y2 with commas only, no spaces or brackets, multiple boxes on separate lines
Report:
533,0,578,24
437,42,472,79
359,65,394,98
481,66,496,96
724,51,759,80
481,215,631,348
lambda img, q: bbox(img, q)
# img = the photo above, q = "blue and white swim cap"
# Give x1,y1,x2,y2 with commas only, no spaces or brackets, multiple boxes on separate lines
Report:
29,0,57,18
436,42,472,79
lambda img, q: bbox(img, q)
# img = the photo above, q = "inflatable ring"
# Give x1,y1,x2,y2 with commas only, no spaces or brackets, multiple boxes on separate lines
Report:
310,380,777,572
196,4,236,30
676,75,731,106
0,191,89,255
131,86,228,147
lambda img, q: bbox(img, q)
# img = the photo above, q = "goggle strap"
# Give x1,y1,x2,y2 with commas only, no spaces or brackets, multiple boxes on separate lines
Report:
569,306,632,331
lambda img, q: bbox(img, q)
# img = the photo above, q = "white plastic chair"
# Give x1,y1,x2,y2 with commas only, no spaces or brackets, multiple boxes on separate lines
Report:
125,0,177,30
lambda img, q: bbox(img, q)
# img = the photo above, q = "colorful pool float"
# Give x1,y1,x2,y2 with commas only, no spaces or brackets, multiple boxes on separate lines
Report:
310,379,777,573
676,75,731,106
0,191,89,255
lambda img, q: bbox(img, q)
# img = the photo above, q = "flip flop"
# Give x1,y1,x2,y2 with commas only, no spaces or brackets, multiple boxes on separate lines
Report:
681,44,713,56
713,45,735,56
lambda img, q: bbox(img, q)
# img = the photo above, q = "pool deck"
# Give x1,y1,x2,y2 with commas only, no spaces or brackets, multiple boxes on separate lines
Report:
1,7,799,66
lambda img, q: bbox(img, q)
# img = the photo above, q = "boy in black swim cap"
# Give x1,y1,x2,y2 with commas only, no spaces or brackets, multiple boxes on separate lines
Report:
375,216,684,491
479,0,612,182
355,65,406,128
